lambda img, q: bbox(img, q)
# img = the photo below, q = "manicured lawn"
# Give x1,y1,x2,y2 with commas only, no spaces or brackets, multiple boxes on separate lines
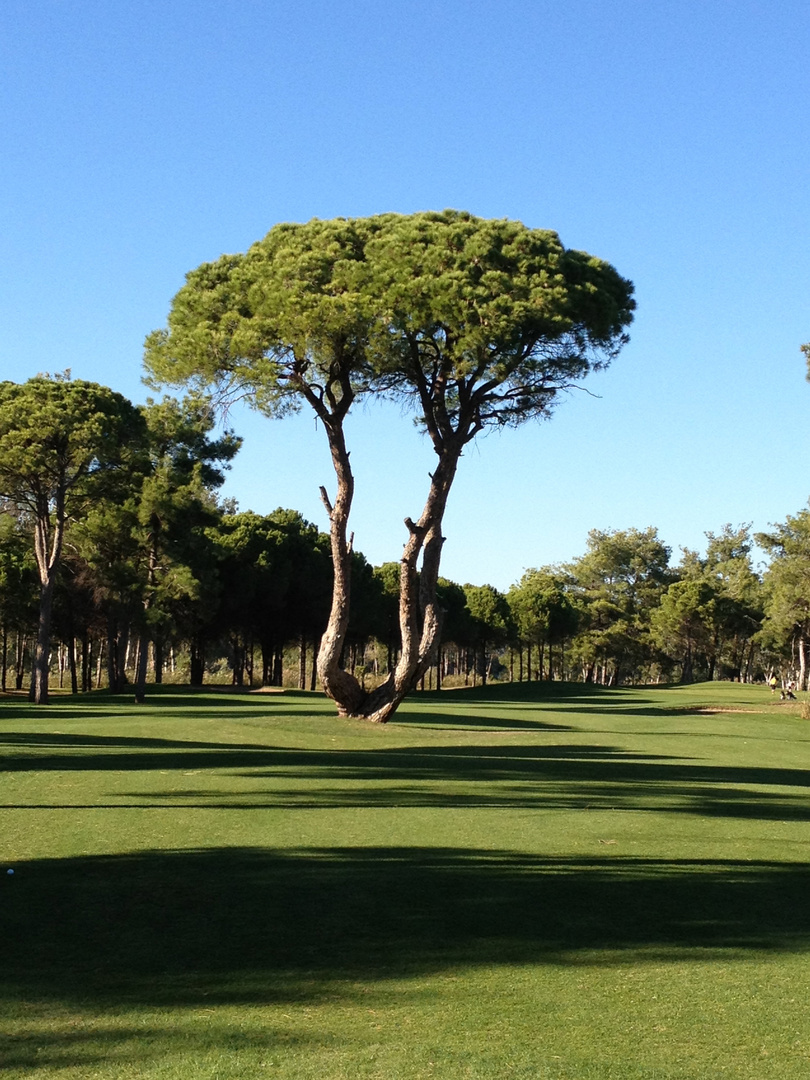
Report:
2,680,810,1078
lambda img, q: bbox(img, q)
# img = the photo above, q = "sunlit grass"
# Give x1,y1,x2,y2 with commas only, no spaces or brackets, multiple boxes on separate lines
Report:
2,680,810,1078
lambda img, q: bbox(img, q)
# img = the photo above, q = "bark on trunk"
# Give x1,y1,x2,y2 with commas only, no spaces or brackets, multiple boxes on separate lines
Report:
30,575,56,703
317,429,464,720
316,415,367,715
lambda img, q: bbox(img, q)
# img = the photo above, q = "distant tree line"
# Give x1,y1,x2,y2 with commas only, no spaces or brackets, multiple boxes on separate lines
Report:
1,377,810,699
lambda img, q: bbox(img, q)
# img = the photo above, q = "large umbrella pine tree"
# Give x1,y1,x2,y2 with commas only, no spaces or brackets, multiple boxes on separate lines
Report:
0,376,146,703
145,211,634,721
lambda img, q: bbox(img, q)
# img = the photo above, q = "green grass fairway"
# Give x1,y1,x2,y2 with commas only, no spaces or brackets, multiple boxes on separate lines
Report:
2,681,810,1079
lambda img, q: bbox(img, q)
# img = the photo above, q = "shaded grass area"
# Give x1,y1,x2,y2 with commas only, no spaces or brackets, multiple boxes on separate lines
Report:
5,846,810,1003
5,846,810,1078
3,680,810,1078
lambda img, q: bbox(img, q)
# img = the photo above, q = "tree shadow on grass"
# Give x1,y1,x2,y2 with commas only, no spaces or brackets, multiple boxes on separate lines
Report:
4,679,779,732
0,687,582,733
0,689,332,726
4,846,810,1072
403,681,784,725
4,731,810,820
3,846,810,1012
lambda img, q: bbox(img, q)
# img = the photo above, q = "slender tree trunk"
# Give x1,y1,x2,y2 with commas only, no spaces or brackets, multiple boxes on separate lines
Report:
361,445,463,721
30,574,56,703
116,625,130,689
134,633,149,703
231,637,244,686
135,534,159,701
154,638,164,684
246,641,254,688
94,640,104,688
67,635,78,695
1,624,6,693
299,634,307,690
743,640,755,685
799,635,807,692
316,411,367,714
189,636,205,686
15,631,26,690
106,616,118,691
310,636,319,691
681,644,694,684
79,634,85,693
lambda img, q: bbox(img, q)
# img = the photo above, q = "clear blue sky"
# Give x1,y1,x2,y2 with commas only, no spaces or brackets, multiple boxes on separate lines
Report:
2,0,809,590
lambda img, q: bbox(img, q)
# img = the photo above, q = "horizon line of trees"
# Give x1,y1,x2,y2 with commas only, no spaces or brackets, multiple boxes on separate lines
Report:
1,381,809,699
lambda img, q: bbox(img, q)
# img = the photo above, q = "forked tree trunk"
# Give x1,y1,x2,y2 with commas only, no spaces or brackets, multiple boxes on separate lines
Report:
317,417,464,721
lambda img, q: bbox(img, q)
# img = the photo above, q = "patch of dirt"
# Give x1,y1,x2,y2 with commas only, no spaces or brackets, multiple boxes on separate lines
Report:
677,706,758,714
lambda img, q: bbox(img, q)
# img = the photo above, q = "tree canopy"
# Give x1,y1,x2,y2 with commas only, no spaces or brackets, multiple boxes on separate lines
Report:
145,211,635,721
0,377,146,702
